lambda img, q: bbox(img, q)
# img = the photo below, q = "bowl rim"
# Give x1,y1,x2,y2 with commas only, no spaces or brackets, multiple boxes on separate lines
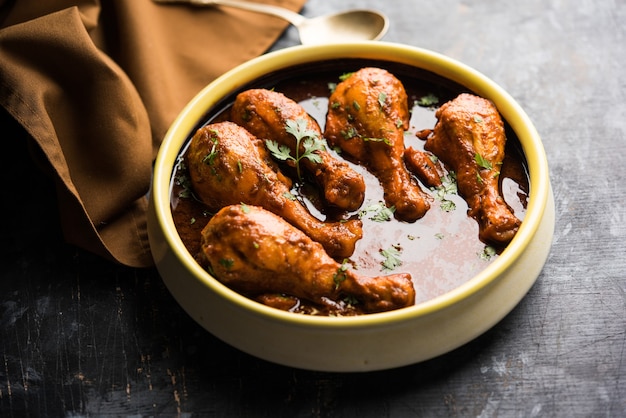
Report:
152,41,550,329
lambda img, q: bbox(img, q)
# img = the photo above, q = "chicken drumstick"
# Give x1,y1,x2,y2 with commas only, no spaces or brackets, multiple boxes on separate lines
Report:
325,67,431,222
187,121,363,258
201,204,415,314
425,93,521,245
231,89,366,212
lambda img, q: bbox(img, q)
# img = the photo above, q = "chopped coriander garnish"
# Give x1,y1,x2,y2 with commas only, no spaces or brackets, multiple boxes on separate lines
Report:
343,295,359,306
363,136,392,146
333,259,350,290
380,245,403,271
474,153,493,170
219,258,234,269
341,126,360,140
202,135,219,166
240,110,252,122
283,192,296,201
378,92,387,109
435,171,458,197
175,156,187,171
240,203,251,214
479,245,497,260
440,199,456,212
416,93,439,107
358,201,396,222
371,206,396,222
176,172,192,199
432,171,458,212
339,72,354,81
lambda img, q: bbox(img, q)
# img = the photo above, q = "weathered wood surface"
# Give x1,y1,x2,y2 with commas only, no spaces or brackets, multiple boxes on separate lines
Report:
2,0,625,416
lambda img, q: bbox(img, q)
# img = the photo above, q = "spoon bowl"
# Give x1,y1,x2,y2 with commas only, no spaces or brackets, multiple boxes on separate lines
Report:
152,0,389,45
297,10,388,45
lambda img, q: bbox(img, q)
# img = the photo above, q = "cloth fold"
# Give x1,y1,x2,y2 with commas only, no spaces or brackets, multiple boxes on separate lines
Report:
0,0,306,267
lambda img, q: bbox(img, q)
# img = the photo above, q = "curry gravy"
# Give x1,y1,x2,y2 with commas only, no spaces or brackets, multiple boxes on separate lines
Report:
170,60,529,311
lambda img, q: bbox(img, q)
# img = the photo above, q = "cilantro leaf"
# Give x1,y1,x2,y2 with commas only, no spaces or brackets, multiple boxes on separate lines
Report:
474,153,493,170
479,245,497,260
380,246,403,271
339,72,354,81
416,93,439,107
301,138,324,164
432,171,458,212
266,140,292,161
266,118,326,181
358,202,396,222
219,258,234,269
363,136,392,146
333,259,350,290
285,118,319,141
202,136,219,166
378,92,387,109
440,199,456,212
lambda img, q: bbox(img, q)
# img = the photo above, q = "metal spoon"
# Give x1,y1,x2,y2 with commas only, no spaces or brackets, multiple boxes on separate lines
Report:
152,0,389,45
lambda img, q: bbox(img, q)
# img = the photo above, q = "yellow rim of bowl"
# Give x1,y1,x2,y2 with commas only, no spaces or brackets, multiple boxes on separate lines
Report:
152,42,549,330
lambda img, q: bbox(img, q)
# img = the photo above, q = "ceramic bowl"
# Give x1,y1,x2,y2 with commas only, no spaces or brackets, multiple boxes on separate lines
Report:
148,42,554,372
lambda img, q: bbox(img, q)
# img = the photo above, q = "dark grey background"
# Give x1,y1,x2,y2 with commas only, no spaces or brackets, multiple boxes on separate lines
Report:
2,0,624,416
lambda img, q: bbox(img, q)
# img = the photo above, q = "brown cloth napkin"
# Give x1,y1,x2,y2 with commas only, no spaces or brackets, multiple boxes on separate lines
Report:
0,0,306,267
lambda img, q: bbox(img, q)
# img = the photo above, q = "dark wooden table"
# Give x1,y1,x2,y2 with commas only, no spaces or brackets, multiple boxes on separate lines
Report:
2,0,625,416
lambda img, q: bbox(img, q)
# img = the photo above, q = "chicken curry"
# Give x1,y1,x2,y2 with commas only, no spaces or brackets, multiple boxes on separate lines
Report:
170,61,529,316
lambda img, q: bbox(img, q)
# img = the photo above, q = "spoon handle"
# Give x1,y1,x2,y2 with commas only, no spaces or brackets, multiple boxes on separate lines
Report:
154,0,306,26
